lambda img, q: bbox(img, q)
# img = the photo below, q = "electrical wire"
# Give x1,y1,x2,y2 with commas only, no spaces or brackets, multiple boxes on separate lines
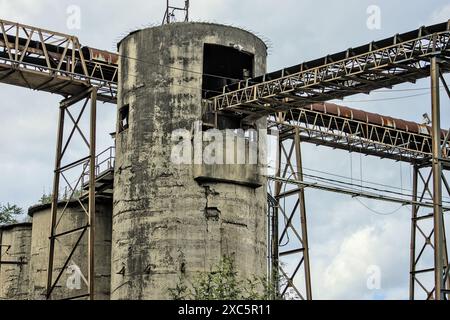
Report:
341,92,429,103
279,160,413,194
355,198,406,216
112,32,450,89
122,70,440,102
268,164,450,206
275,160,450,203
115,51,250,84
270,171,447,216
113,51,450,98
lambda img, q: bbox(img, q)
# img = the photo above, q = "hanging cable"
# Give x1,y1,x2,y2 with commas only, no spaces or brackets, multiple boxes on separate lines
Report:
355,198,406,216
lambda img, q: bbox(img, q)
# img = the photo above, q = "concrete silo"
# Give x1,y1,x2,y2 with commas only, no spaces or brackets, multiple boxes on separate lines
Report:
111,22,268,300
28,200,112,300
0,223,32,300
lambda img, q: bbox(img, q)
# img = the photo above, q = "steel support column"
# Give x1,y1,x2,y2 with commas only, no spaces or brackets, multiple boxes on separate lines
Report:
88,88,97,300
409,163,450,300
294,128,312,299
431,57,445,300
46,87,97,300
268,193,279,297
272,122,312,300
410,57,450,300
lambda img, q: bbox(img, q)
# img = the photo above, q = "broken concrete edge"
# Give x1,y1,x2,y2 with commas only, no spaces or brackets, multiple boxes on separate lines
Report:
117,21,269,51
0,222,33,231
194,176,263,189
27,197,112,217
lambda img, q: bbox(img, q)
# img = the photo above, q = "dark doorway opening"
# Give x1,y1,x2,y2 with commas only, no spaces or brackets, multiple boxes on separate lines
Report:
202,44,254,99
119,104,130,133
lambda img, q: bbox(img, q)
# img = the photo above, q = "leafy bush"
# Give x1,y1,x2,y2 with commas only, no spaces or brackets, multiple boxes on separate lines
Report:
169,256,281,300
0,203,23,225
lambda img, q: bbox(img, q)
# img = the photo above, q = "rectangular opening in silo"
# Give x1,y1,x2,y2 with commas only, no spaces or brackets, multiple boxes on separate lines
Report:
202,44,254,99
119,104,130,133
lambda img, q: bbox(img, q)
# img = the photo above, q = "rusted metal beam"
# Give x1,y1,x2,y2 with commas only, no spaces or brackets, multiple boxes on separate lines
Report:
0,19,117,102
46,101,65,300
268,103,450,164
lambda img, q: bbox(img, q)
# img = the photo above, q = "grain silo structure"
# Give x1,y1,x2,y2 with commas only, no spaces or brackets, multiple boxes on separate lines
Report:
28,200,113,300
111,22,268,300
0,223,32,300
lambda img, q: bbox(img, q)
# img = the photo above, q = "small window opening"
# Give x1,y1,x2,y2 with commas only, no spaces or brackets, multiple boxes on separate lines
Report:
119,104,130,133
202,44,254,99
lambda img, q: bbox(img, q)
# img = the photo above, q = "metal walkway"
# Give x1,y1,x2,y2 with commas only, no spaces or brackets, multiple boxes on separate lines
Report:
210,20,450,116
0,19,117,102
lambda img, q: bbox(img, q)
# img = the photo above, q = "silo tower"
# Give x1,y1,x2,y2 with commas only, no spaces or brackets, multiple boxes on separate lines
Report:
112,22,268,300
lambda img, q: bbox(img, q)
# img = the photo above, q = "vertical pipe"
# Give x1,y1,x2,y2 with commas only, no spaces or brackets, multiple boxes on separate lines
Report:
46,104,66,299
272,133,282,297
431,56,444,300
166,0,170,24
409,165,419,300
88,88,97,300
270,199,279,298
294,128,312,300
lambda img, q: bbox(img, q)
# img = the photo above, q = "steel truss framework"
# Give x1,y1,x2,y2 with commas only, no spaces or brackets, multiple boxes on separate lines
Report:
211,20,450,116
410,164,450,300
0,19,117,102
268,107,449,164
270,128,312,300
269,144,450,300
266,60,450,300
46,88,97,300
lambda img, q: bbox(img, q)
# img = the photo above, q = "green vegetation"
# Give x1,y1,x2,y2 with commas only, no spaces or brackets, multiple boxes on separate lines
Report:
39,193,53,205
39,189,85,205
0,203,23,225
169,256,281,300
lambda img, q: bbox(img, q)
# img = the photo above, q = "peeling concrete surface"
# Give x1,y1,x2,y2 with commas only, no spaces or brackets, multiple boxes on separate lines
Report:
112,22,268,300
0,223,32,300
28,200,112,300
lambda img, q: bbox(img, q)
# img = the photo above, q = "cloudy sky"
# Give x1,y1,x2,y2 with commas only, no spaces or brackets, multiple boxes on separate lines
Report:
0,0,449,300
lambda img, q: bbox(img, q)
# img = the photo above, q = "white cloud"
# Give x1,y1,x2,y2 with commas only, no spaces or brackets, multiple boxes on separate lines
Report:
314,222,409,300
0,0,54,23
429,4,450,24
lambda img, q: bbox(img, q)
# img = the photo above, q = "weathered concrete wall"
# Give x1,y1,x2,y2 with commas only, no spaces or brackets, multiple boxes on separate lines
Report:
28,199,112,300
112,22,268,300
0,223,32,300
